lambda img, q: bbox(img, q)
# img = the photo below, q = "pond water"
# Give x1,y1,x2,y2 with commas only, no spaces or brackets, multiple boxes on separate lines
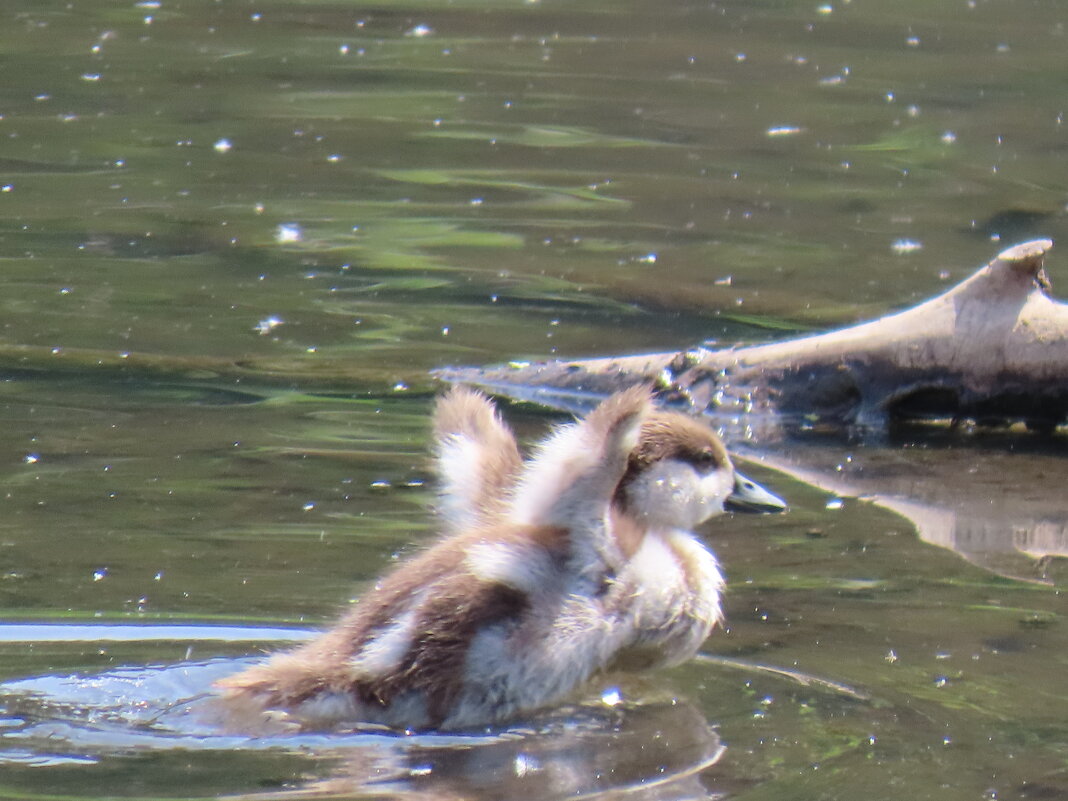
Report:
0,0,1065,799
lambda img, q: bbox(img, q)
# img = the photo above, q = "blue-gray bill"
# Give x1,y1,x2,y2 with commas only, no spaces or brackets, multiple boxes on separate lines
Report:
725,473,787,514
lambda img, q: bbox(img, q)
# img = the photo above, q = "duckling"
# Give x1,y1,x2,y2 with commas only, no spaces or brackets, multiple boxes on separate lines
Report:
216,385,785,732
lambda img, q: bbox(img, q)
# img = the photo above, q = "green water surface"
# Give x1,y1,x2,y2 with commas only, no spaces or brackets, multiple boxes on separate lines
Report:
0,1,1065,799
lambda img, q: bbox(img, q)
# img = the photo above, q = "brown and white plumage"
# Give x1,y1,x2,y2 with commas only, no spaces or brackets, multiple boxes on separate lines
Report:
216,386,784,731
431,386,522,533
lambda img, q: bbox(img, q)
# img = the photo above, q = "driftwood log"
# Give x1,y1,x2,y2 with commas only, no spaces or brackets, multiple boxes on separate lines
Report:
439,239,1068,579
439,239,1065,435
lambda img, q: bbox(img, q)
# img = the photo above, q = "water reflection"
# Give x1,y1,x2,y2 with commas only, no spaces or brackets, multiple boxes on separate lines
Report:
751,428,1068,584
0,644,727,801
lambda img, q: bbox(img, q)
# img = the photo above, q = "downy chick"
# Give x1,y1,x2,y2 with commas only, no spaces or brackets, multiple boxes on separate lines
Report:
216,385,785,731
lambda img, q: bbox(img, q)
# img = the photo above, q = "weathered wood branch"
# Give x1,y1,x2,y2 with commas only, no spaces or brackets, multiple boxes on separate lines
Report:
439,240,1067,434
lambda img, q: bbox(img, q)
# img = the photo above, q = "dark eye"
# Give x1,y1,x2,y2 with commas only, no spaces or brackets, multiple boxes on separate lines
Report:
693,450,718,469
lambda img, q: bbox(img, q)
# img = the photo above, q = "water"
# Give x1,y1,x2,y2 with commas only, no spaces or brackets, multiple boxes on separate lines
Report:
0,0,1065,798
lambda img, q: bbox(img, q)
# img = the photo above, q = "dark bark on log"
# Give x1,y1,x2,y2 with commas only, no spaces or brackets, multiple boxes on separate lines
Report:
438,240,1065,435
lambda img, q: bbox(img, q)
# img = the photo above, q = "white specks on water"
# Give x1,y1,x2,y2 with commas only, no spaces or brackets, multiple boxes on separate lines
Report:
23,453,39,465
254,316,284,335
275,223,302,243
940,131,957,144
92,568,108,582
819,70,848,86
766,125,803,137
892,239,923,254
213,138,232,153
405,24,433,38
601,687,623,707
514,753,539,777
301,502,316,512
825,497,844,510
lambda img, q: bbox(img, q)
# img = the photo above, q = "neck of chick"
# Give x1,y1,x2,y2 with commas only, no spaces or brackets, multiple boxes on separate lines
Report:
602,459,729,668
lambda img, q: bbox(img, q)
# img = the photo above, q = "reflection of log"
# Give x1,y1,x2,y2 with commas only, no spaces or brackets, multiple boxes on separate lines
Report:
754,442,1068,585
440,240,1066,434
